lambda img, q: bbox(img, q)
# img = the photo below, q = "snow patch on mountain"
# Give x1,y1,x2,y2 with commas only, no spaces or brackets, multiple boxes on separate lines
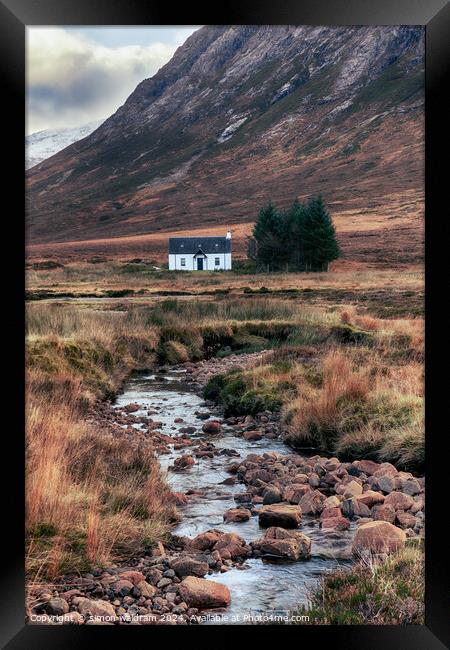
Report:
217,116,248,143
25,119,104,169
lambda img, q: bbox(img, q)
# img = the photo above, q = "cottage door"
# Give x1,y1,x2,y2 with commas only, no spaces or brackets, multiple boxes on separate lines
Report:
197,257,204,270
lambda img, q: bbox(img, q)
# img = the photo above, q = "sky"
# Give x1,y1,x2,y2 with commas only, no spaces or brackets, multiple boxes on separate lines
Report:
26,26,200,135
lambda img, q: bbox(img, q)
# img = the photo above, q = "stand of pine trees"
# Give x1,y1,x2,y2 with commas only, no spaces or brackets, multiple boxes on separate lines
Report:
247,196,340,272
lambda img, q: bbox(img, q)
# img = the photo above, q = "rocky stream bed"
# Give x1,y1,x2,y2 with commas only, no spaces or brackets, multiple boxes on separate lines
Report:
28,353,425,626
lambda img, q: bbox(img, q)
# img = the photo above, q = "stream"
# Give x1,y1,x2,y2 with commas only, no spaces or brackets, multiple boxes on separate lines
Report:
114,367,354,623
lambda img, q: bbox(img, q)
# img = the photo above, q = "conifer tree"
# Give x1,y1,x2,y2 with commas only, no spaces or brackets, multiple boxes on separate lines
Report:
248,196,340,272
250,202,287,270
285,198,306,269
301,196,340,271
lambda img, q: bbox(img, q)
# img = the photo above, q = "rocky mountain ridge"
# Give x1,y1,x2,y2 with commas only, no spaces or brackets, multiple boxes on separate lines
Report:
26,25,424,249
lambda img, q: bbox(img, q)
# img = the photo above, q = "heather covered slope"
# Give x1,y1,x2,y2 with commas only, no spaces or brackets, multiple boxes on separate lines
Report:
26,25,424,251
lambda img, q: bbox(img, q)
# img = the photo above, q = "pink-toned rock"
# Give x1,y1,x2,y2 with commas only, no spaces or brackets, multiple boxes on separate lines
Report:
373,463,398,478
376,475,401,494
396,511,417,529
178,576,231,609
202,420,222,434
214,532,251,559
225,462,240,474
356,517,373,526
321,516,350,531
372,504,396,523
263,487,282,505
152,541,166,557
136,581,158,598
60,589,83,601
355,491,385,507
355,459,380,476
384,491,414,511
110,579,134,596
257,527,311,560
322,495,341,509
45,597,69,616
283,484,310,504
320,506,342,521
342,497,371,518
324,458,341,471
258,503,302,528
410,498,424,514
292,474,309,484
299,489,326,515
173,438,194,449
223,508,252,523
118,570,145,585
309,473,320,488
243,430,263,441
323,471,340,486
123,403,140,413
171,557,209,579
352,521,406,555
401,478,422,496
343,480,363,498
188,530,222,551
173,454,195,471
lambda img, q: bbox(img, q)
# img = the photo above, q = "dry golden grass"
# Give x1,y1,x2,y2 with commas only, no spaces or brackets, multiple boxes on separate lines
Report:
26,372,175,578
25,260,424,322
25,306,174,579
26,261,423,292
282,338,424,469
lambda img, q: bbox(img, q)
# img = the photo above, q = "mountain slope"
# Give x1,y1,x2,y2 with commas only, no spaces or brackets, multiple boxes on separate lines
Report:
25,120,104,169
26,26,424,250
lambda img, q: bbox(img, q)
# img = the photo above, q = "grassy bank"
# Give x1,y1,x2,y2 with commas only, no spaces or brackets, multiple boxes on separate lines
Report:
202,308,424,471
26,306,176,580
293,545,424,624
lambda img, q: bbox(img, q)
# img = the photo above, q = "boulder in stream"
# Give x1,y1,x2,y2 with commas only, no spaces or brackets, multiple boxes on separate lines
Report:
258,503,302,528
202,420,222,434
223,508,252,523
352,520,406,555
254,527,311,560
178,576,231,609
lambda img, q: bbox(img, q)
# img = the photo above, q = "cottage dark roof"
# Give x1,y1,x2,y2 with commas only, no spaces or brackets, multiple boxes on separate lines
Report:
169,236,231,254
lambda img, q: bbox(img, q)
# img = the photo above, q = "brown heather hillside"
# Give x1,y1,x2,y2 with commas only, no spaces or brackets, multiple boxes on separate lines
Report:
26,26,424,264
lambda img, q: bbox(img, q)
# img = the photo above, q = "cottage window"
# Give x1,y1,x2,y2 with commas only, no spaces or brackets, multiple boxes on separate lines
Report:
215,257,220,266
181,258,186,266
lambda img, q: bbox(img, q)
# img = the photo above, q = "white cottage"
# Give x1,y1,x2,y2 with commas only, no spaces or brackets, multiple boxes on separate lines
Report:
168,232,232,271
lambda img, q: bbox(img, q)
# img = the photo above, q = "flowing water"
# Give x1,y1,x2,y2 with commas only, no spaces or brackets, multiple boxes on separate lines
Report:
114,367,354,624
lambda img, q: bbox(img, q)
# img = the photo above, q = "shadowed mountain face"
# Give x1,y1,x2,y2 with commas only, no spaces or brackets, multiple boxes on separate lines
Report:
26,25,424,246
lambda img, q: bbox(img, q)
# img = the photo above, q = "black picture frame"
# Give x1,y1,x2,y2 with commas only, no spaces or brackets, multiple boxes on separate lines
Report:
2,0,448,646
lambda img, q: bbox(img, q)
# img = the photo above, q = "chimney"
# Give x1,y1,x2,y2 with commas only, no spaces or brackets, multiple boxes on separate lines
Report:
226,230,232,239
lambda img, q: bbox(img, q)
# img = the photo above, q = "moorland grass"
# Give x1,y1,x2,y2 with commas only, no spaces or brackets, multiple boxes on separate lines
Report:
292,545,424,625
26,296,424,579
26,368,175,580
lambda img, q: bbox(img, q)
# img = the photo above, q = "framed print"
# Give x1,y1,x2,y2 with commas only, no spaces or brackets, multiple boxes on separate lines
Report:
1,0,448,646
